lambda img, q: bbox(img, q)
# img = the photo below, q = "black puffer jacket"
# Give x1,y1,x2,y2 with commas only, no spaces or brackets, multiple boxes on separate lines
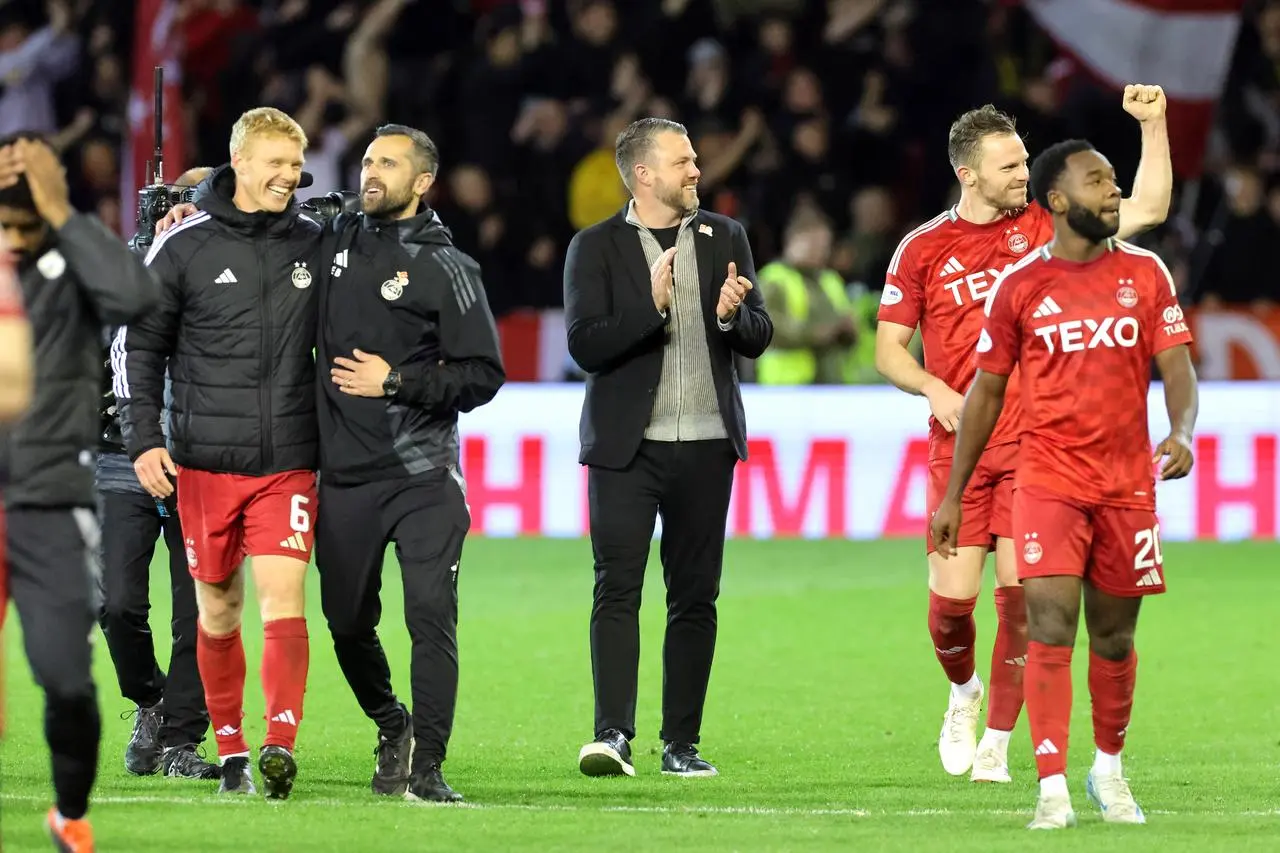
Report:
117,165,322,475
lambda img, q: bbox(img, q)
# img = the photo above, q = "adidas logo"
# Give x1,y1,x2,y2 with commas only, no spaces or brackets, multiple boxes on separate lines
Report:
938,256,965,277
1032,295,1063,318
215,725,239,737
1034,739,1059,756
935,645,969,656
270,709,298,727
1136,568,1162,587
279,532,307,551
215,268,237,284
1005,656,1027,667
331,249,348,278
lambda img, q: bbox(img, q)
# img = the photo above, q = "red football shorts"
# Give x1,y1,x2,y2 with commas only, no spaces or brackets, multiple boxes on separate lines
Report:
926,441,1018,554
176,467,317,584
1013,484,1166,597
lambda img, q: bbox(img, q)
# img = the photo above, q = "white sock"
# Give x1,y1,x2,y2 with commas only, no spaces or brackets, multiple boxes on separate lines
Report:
1093,748,1123,777
979,728,1012,752
951,674,982,701
220,751,249,765
1040,773,1069,799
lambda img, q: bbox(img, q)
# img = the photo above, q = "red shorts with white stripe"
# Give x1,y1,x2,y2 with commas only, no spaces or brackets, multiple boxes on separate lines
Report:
176,468,317,584
1013,485,1166,598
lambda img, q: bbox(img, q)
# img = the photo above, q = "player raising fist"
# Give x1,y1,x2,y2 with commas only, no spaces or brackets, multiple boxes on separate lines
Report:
875,84,1170,783
931,137,1197,830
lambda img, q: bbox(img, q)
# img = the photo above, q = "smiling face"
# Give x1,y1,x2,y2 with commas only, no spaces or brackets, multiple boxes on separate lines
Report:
637,130,701,217
964,133,1031,212
230,132,304,214
1051,149,1122,242
360,134,433,219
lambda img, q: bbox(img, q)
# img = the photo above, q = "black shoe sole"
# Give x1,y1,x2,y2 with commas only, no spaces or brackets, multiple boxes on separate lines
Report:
259,750,297,800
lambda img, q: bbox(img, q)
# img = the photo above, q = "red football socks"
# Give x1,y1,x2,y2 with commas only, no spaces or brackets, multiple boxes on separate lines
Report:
1089,648,1137,756
928,592,977,685
197,623,248,759
262,617,309,751
987,586,1028,731
1025,641,1073,778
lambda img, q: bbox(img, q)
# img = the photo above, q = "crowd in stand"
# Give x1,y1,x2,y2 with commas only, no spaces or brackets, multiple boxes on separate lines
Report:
19,0,1280,321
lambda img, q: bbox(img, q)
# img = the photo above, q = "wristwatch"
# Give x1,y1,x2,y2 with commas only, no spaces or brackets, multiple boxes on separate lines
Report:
382,370,402,397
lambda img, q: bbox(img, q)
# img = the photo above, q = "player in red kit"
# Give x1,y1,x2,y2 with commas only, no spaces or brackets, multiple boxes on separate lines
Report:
931,138,1198,830
876,86,1171,783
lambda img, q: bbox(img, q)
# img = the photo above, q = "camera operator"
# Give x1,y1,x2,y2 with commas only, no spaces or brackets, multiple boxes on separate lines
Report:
97,166,219,781
0,131,159,850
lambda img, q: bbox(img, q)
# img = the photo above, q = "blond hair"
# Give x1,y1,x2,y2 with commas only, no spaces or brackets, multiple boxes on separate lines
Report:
229,107,308,159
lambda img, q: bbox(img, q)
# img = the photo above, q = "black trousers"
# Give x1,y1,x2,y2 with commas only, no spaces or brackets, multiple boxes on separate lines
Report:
587,439,737,744
316,470,470,769
96,489,208,747
5,506,103,820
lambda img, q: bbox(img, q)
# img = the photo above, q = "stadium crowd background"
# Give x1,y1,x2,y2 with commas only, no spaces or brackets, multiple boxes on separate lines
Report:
8,0,1279,356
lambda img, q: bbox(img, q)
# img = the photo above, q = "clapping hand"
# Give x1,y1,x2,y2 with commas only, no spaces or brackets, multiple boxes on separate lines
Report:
717,261,752,321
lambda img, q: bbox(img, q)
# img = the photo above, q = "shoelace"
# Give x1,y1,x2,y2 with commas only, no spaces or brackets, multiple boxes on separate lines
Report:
945,703,979,741
1098,776,1139,814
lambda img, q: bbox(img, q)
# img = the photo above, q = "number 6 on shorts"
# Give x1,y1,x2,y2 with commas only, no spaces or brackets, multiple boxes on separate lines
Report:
290,494,311,534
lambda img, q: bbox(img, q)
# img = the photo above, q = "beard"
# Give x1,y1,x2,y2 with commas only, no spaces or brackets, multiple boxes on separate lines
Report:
977,177,1027,213
1065,200,1118,242
657,177,699,216
361,181,418,218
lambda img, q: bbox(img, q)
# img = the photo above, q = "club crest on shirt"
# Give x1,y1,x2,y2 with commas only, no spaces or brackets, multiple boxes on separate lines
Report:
1115,280,1138,308
1023,532,1042,565
1006,229,1029,255
291,260,312,289
381,270,409,301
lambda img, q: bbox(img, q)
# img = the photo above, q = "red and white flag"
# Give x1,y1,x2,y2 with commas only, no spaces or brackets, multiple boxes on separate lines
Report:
1024,0,1246,178
120,0,187,238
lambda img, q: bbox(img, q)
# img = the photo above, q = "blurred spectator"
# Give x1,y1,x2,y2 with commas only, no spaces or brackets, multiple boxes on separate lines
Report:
31,0,1278,380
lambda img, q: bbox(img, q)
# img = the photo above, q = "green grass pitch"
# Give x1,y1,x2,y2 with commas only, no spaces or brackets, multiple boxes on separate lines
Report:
2,538,1278,851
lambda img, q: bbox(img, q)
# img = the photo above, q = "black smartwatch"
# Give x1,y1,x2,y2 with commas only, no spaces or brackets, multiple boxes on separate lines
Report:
382,370,402,397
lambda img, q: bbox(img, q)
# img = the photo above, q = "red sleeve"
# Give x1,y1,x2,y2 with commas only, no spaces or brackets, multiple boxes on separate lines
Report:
975,272,1020,376
877,234,925,327
1147,254,1192,354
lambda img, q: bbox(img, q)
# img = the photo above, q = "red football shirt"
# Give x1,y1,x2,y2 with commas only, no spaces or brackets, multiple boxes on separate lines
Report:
878,203,1054,459
977,239,1193,510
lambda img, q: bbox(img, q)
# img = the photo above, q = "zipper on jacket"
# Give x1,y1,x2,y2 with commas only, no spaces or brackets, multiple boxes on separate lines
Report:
258,237,273,471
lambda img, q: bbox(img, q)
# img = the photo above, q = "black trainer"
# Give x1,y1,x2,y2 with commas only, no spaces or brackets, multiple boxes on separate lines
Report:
162,744,220,780
405,763,463,803
661,742,718,777
258,745,297,800
218,756,255,794
372,708,413,796
578,728,635,777
123,702,163,776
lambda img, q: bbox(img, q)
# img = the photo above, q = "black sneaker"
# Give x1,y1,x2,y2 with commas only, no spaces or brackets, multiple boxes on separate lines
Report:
218,756,255,794
578,728,635,777
258,745,297,800
372,710,413,796
405,763,463,803
661,741,718,777
162,744,220,780
123,702,163,776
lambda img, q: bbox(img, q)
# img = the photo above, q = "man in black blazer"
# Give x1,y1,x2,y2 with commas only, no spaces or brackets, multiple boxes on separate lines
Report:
563,117,773,778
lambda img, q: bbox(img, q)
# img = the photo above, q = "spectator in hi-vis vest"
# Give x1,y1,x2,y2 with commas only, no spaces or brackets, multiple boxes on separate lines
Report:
756,210,860,384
